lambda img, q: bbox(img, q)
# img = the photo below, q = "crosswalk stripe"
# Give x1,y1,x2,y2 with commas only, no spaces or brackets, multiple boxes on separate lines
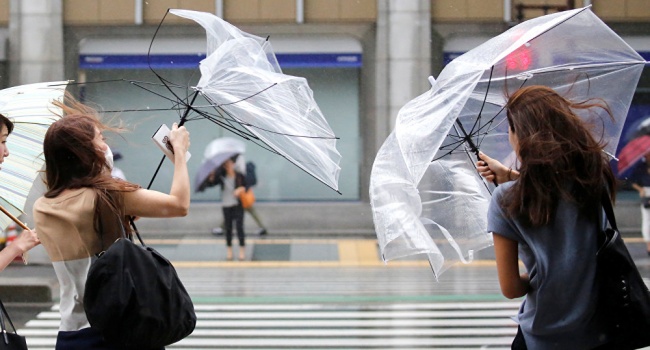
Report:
35,310,518,319
20,302,520,349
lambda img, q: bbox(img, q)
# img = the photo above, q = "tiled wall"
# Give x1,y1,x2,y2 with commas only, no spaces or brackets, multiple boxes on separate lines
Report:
593,0,650,21
0,0,8,26
60,0,376,25
432,0,650,22
0,0,646,26
431,0,504,21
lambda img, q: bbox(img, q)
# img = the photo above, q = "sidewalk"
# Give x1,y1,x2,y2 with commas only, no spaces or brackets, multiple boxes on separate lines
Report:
1,234,649,304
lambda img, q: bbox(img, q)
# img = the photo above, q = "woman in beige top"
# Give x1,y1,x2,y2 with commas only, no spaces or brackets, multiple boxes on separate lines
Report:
33,96,190,350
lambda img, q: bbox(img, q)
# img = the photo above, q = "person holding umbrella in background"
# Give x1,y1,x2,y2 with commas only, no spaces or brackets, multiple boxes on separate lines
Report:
619,135,650,255
0,113,40,271
210,159,267,237
206,155,247,261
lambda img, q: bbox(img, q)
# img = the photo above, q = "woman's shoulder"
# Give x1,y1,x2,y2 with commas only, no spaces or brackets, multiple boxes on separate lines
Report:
34,188,96,214
491,181,515,200
36,188,94,204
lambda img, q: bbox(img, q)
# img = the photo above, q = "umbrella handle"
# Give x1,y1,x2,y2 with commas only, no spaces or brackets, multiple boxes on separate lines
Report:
0,205,30,265
0,206,28,230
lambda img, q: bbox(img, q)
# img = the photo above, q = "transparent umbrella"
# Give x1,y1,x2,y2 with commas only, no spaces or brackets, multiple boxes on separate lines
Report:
163,9,342,193
0,81,68,231
370,7,647,279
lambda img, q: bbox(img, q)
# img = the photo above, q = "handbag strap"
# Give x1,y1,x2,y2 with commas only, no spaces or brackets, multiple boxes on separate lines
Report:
600,188,618,232
97,210,136,252
128,217,146,247
0,298,19,344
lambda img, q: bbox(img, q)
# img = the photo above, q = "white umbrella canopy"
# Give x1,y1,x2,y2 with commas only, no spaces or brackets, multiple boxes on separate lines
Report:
370,7,647,279
195,137,247,191
169,9,342,193
0,81,68,230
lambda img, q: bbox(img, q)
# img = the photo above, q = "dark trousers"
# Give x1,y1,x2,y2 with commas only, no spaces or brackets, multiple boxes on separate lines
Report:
56,327,164,350
223,204,245,247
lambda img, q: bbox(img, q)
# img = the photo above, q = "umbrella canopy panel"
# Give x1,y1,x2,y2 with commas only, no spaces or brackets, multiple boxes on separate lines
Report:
0,81,68,230
371,7,646,279
170,9,341,193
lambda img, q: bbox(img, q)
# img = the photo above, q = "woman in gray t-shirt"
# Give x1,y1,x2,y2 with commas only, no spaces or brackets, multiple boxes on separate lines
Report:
209,156,247,260
476,85,615,349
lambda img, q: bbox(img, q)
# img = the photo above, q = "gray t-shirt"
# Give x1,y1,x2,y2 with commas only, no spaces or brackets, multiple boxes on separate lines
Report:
487,182,608,350
221,176,238,207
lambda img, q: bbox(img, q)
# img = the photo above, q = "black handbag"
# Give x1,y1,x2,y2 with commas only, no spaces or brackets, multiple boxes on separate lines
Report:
84,215,196,349
0,298,27,350
596,193,650,349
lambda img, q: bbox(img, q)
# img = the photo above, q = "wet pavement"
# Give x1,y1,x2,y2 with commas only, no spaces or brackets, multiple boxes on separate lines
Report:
1,234,649,349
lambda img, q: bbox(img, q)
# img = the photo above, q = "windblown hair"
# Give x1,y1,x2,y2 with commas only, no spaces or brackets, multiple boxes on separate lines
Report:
43,93,140,238
502,85,616,227
0,114,14,135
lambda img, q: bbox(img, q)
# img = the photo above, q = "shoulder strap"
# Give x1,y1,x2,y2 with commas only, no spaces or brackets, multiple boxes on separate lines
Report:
600,189,618,232
0,298,18,342
129,217,146,247
97,203,130,253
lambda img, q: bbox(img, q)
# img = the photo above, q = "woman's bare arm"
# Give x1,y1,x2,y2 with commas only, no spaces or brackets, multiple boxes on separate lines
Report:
493,233,529,299
124,123,190,218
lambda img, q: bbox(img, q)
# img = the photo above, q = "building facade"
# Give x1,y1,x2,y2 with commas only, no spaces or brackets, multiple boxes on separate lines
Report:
2,0,649,234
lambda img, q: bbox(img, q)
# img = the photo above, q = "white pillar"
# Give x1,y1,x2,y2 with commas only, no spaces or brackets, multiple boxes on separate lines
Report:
9,0,65,85
377,0,431,130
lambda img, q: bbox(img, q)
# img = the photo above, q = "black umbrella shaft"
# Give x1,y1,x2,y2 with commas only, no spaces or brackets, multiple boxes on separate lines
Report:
455,120,479,157
455,119,499,187
177,91,200,128
145,91,200,190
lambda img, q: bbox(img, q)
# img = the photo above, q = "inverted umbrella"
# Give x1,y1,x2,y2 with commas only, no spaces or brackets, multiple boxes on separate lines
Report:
195,137,246,192
159,9,341,193
617,135,650,175
370,7,646,279
0,81,68,231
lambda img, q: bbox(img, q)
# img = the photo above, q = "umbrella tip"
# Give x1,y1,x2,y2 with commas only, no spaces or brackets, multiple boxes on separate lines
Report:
428,76,436,87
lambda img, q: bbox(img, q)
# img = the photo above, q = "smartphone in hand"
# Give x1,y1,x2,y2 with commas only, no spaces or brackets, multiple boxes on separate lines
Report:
152,124,191,163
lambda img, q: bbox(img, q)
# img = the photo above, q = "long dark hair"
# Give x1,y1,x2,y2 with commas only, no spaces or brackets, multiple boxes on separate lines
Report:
0,114,14,135
43,94,139,236
502,85,616,227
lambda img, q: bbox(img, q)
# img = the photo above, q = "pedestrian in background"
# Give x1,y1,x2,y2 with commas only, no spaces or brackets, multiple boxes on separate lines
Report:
627,152,650,255
212,160,267,236
33,95,190,349
477,85,615,349
0,113,39,271
110,151,127,181
208,155,247,260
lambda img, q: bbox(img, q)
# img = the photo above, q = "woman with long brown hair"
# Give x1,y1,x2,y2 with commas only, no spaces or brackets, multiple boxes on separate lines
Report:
477,85,616,349
33,96,190,349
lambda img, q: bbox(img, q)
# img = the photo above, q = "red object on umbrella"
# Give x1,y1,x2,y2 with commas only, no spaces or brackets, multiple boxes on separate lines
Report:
618,135,650,174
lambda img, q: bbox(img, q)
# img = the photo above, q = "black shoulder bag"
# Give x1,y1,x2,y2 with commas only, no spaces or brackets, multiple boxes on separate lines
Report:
597,192,650,349
84,215,197,349
0,298,27,350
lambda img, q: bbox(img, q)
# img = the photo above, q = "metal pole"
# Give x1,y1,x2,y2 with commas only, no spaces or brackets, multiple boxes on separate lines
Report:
215,0,223,18
296,0,304,23
503,0,512,22
134,0,143,25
